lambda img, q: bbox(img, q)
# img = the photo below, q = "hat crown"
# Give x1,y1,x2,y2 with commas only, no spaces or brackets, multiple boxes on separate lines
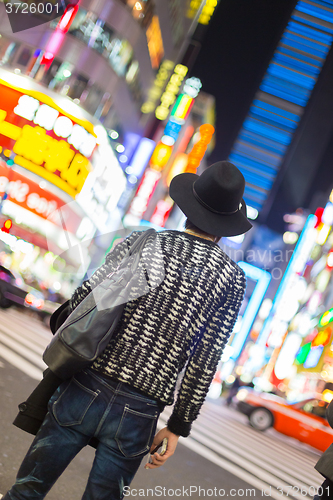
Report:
194,161,245,214
168,159,252,237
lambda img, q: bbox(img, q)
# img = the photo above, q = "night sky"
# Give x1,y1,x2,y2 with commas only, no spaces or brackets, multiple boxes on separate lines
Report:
191,0,297,164
190,0,333,232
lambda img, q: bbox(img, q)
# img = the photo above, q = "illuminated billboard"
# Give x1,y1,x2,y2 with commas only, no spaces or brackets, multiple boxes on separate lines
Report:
187,0,219,25
0,158,81,234
0,72,96,199
0,69,126,235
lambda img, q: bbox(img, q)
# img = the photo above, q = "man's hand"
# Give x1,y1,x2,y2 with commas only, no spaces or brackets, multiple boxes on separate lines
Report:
145,427,179,469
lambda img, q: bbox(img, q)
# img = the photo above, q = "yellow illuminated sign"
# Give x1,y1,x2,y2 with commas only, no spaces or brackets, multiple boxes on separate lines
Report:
0,112,91,198
316,223,331,245
0,77,96,136
322,390,333,403
146,16,164,69
141,60,175,114
187,0,218,25
149,142,172,171
0,110,21,141
155,64,188,120
0,73,98,198
13,125,90,192
166,153,188,186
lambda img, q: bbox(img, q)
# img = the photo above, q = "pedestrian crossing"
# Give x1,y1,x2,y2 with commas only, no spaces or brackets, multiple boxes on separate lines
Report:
158,403,324,500
0,308,49,380
0,308,325,499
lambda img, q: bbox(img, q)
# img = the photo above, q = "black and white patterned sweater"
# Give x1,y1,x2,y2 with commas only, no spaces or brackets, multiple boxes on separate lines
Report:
70,230,246,437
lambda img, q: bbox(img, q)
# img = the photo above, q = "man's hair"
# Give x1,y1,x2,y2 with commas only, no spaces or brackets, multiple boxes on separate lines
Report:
184,219,221,243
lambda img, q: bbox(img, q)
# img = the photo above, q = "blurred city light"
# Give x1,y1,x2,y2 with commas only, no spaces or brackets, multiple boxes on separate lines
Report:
283,231,298,244
230,262,271,360
109,130,119,140
246,205,258,220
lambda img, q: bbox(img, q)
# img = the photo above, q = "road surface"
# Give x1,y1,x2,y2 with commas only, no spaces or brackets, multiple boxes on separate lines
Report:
0,308,324,499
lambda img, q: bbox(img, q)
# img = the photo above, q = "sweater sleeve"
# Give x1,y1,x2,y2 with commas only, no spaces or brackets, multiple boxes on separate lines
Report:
70,231,142,310
167,268,246,437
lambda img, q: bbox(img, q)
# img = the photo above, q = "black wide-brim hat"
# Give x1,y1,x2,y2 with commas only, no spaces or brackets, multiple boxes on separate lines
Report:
169,161,253,237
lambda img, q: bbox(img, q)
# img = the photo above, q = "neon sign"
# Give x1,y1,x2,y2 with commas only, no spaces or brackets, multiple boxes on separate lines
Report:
149,142,172,171
155,64,188,120
182,77,202,98
0,80,95,198
14,95,96,157
257,215,317,349
319,308,333,327
0,159,81,233
76,143,126,232
187,0,219,25
128,79,204,226
162,120,182,144
57,4,79,33
166,153,188,186
186,124,215,173
160,77,202,146
171,94,194,121
41,5,79,68
148,121,214,228
141,60,175,115
150,196,174,226
124,168,161,225
146,16,164,69
230,262,271,360
312,327,332,347
129,138,156,178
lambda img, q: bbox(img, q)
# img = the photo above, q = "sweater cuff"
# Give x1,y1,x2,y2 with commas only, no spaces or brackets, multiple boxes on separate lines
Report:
167,413,192,437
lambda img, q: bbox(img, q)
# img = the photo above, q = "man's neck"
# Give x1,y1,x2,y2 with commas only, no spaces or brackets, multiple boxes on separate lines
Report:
184,229,216,242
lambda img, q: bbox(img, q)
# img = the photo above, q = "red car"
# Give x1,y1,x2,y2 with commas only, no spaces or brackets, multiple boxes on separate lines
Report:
236,388,333,452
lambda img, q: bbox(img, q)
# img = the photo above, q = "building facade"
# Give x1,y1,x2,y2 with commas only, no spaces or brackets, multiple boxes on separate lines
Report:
228,0,333,217
0,0,216,296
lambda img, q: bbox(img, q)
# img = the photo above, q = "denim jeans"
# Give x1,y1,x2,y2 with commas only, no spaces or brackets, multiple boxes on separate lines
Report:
4,369,160,500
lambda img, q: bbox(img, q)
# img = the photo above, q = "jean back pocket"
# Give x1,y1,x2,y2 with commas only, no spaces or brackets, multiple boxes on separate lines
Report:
52,377,99,426
115,405,158,457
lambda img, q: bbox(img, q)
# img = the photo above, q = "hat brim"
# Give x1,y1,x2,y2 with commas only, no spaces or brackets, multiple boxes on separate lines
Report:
169,173,253,237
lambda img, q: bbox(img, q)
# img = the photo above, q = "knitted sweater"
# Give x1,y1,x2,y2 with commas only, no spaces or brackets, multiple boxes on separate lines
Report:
70,229,246,437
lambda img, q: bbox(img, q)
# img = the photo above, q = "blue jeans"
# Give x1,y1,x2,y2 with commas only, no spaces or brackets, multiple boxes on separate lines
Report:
4,369,160,500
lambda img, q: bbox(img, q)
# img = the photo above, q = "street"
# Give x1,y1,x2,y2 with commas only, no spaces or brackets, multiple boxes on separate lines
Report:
0,308,325,500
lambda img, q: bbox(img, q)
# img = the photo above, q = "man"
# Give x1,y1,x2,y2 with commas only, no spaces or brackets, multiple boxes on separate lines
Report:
4,161,252,499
